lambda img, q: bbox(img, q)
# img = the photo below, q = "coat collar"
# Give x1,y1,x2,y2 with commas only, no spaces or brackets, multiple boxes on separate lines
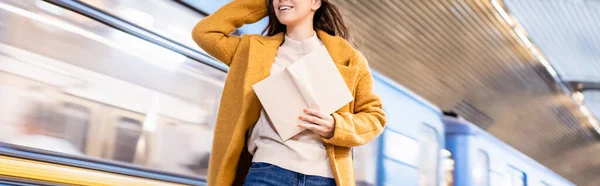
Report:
253,30,355,65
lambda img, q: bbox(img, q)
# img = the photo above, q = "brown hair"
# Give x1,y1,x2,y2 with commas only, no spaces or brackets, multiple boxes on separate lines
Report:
263,0,351,41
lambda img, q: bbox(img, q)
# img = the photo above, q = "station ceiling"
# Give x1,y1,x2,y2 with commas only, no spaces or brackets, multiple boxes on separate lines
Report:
330,0,600,185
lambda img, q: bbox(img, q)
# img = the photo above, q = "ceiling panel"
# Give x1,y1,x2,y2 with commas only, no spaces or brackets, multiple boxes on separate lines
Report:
503,0,600,84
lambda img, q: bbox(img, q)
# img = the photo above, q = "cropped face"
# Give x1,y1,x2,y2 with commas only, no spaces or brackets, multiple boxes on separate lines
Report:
272,0,321,26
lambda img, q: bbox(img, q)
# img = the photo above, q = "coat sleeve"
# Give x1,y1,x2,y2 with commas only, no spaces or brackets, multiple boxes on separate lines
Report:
191,0,267,66
322,53,387,147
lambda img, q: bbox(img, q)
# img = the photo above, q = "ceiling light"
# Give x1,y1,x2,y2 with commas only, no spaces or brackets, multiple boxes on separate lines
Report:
573,92,585,104
514,28,534,48
441,149,452,158
491,0,515,27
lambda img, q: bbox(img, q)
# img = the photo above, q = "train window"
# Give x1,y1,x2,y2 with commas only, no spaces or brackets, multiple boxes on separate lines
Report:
418,125,440,186
489,172,506,186
1,0,226,179
508,166,526,186
20,101,91,152
473,150,490,186
383,131,421,166
80,0,205,51
113,117,143,163
56,102,90,152
0,86,83,156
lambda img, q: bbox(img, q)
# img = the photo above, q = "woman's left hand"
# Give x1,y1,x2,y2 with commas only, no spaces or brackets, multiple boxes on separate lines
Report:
298,108,335,139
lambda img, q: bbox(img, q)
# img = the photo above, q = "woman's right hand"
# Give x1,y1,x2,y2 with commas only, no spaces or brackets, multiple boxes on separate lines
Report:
297,109,336,139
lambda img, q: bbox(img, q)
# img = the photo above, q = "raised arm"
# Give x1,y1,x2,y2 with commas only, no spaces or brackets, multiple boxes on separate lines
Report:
191,0,268,66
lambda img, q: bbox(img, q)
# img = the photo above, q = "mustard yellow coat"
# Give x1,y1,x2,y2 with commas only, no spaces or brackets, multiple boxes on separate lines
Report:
192,0,386,185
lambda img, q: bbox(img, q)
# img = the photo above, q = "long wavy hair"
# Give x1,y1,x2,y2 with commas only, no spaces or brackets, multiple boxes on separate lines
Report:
263,0,351,41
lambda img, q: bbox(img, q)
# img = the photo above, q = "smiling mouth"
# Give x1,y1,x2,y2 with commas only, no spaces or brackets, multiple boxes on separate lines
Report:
279,5,294,11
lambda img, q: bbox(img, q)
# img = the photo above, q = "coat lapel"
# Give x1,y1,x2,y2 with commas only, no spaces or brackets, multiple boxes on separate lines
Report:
316,30,354,66
246,33,284,86
316,30,360,94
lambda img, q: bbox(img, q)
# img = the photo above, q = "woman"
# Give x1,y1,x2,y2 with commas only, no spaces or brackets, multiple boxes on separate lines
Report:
192,0,386,185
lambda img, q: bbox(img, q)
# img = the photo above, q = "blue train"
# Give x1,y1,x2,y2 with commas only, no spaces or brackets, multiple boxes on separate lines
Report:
350,71,575,186
444,116,574,186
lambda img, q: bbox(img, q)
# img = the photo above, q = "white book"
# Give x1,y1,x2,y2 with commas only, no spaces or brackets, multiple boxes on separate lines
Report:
252,46,354,141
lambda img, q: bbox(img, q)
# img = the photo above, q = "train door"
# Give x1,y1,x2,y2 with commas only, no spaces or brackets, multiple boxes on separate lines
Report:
418,124,442,186
102,108,146,165
57,94,104,157
473,150,490,186
508,166,527,186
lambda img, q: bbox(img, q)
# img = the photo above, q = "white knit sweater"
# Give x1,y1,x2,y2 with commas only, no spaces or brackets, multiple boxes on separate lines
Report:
247,32,333,178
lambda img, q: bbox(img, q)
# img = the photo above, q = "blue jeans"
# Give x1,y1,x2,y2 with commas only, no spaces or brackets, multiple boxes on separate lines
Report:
243,162,336,186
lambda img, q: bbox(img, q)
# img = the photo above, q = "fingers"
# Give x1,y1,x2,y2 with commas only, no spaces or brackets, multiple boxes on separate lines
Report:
298,115,327,126
298,109,335,138
303,108,328,119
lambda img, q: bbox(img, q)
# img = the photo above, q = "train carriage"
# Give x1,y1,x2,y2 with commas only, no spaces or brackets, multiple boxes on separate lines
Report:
443,116,575,186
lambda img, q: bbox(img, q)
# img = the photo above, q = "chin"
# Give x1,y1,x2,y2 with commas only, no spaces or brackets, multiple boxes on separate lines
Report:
277,20,294,26
278,21,292,26
276,17,299,26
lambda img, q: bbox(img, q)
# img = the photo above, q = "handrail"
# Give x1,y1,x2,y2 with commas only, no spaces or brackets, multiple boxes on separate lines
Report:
43,0,228,73
0,143,206,185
